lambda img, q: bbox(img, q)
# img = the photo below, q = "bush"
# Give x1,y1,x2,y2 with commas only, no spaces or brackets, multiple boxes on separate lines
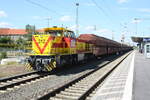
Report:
0,52,7,59
0,37,13,44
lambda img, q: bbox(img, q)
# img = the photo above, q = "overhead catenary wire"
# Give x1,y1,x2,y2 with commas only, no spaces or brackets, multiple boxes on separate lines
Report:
91,0,116,27
26,0,62,16
101,0,115,18
91,0,109,17
92,0,128,40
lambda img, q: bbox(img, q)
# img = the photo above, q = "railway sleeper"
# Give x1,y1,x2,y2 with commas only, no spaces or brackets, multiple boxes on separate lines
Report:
68,87,89,92
75,82,96,87
55,93,79,100
68,87,88,91
49,97,66,100
60,91,81,96
71,85,89,89
65,88,86,93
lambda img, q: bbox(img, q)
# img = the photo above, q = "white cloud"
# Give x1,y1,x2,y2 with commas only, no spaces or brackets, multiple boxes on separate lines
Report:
84,26,95,31
131,19,142,24
83,26,113,38
0,22,12,28
68,25,76,31
117,0,127,4
69,25,113,39
59,15,72,22
0,10,7,18
138,8,150,13
68,25,83,33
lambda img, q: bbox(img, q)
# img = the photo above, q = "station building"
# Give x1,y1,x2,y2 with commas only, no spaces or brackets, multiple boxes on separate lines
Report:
132,36,150,58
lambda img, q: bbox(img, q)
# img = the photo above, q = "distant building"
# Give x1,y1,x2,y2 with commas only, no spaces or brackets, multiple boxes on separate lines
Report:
0,28,28,40
0,28,44,41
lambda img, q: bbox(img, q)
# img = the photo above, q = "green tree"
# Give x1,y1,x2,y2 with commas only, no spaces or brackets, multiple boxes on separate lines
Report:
24,33,32,41
0,52,7,60
0,37,13,44
16,37,26,49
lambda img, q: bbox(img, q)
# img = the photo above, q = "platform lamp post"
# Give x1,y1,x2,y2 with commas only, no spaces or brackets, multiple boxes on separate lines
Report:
76,3,79,37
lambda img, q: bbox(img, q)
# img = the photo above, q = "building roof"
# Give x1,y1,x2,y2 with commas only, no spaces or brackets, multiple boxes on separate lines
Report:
36,29,44,33
131,36,150,43
0,28,27,35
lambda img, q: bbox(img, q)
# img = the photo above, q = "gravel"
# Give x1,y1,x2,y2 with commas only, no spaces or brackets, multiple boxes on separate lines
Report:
0,55,117,100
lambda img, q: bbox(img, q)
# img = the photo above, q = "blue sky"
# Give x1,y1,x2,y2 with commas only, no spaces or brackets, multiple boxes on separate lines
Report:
0,0,150,44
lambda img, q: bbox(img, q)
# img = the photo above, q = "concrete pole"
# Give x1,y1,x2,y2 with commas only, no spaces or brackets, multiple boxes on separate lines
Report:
76,3,79,37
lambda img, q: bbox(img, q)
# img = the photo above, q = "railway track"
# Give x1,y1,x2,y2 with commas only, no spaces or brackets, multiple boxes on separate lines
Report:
37,52,131,100
0,71,49,92
0,53,116,95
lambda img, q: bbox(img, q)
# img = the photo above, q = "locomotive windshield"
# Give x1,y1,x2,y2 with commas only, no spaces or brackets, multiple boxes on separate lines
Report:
44,27,76,38
46,30,62,36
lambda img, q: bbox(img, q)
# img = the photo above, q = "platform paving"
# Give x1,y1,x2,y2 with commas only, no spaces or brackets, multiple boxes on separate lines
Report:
133,51,150,100
91,50,150,100
91,51,135,100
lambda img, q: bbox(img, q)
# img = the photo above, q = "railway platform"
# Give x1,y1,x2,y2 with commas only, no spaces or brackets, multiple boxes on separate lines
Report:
91,50,150,100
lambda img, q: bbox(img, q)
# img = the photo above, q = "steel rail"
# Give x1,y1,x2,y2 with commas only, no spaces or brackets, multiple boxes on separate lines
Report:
37,51,132,100
0,71,38,82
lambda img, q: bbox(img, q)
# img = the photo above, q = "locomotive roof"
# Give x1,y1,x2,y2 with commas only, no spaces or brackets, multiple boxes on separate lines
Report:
44,27,73,32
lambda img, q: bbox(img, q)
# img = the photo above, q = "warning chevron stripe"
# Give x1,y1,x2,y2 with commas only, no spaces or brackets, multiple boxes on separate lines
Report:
32,36,52,54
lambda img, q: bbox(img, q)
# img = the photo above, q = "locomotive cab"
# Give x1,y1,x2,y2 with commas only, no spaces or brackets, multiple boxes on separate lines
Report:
26,27,77,71
44,26,76,38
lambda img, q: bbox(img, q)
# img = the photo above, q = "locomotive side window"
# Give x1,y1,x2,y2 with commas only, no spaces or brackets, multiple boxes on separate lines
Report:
56,31,62,36
64,31,68,37
68,31,75,38
72,32,76,38
68,32,71,37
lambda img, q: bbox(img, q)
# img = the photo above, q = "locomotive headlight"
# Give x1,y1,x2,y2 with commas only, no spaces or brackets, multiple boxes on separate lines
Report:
36,58,42,63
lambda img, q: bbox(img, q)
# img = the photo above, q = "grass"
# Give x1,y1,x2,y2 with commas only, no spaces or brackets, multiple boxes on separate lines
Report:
6,61,18,65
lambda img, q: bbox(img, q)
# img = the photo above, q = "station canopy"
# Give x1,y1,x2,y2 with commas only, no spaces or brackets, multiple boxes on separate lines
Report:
131,37,150,43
